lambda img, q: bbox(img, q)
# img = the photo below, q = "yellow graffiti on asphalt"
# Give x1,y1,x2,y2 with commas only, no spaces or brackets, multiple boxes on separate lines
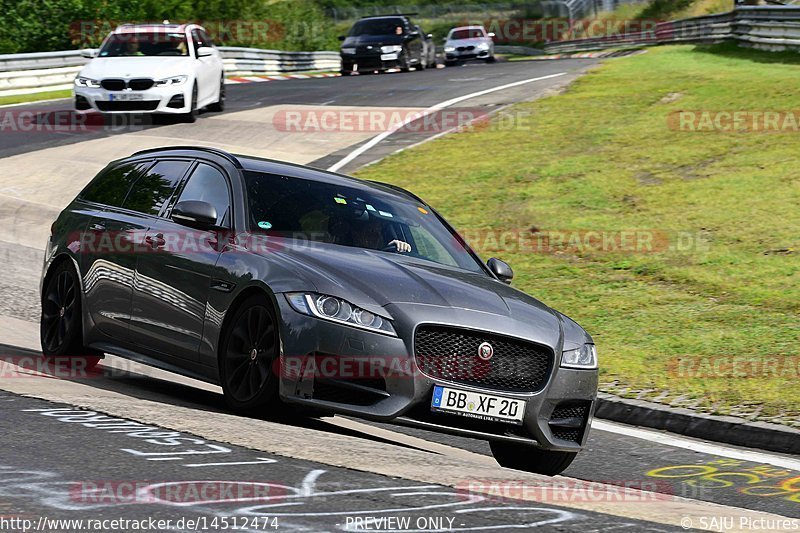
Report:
647,458,799,505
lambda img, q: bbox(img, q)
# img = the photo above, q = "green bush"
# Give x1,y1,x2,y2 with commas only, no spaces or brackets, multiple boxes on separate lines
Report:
0,0,339,53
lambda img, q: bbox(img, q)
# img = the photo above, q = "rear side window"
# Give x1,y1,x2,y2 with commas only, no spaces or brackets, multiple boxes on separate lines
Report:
80,162,151,207
176,163,231,227
122,160,191,216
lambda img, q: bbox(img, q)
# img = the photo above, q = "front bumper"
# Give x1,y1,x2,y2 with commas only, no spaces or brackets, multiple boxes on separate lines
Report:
74,85,193,114
445,49,491,62
276,297,598,451
340,52,404,72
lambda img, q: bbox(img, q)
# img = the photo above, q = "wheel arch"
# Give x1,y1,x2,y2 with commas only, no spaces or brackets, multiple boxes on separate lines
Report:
216,282,283,364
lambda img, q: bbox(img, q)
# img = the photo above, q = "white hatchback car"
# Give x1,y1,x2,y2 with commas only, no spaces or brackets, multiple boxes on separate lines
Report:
444,26,496,66
74,23,225,122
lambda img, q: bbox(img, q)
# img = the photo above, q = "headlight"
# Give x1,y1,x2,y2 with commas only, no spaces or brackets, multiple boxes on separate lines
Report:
285,293,397,336
341,47,356,54
75,77,101,88
444,46,456,52
154,75,188,87
561,344,597,369
477,42,490,50
380,45,402,54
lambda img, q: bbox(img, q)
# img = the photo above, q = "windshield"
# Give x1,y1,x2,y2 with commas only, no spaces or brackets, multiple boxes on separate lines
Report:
244,171,484,273
98,32,189,57
450,28,486,40
348,18,405,37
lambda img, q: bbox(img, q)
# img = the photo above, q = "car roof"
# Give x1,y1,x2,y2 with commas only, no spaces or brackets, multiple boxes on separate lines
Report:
113,23,200,34
357,15,409,22
450,26,486,32
129,146,424,204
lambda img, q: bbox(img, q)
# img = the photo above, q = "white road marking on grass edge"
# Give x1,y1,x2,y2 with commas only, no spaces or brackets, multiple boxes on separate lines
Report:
326,72,566,172
593,420,800,471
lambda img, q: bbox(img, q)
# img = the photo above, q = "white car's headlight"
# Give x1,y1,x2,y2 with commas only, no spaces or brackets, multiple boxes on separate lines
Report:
561,344,597,369
154,75,188,87
286,293,397,336
380,45,402,54
75,77,101,88
444,46,456,52
341,47,356,54
477,42,490,50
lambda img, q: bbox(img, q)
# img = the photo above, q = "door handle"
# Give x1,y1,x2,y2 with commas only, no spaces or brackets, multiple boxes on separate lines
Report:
145,233,166,248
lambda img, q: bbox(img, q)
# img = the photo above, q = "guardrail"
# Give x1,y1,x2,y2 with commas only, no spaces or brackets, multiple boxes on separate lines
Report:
0,47,342,98
543,5,800,54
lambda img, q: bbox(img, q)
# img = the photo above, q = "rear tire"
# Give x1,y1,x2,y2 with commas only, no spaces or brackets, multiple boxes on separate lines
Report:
40,261,100,371
219,294,280,415
489,441,578,476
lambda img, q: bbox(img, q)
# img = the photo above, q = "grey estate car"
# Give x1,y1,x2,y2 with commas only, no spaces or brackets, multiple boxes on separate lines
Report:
40,146,598,475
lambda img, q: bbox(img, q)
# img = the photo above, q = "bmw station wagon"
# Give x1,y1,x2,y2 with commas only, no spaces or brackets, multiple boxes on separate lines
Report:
41,146,598,475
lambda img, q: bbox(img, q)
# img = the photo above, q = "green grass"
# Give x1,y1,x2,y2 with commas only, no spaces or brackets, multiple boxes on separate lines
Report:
355,44,800,424
0,89,71,106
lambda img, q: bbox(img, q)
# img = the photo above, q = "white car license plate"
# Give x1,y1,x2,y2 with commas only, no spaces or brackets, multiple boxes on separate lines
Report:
380,53,398,61
431,385,525,425
108,93,144,101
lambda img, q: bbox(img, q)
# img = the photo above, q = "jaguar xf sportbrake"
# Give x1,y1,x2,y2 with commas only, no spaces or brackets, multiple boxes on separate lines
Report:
40,146,598,475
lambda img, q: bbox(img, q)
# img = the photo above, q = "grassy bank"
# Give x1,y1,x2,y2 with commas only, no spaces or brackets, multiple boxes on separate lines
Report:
0,90,71,107
355,44,800,425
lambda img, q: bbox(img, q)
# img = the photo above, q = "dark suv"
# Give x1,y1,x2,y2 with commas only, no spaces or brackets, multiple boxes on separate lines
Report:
339,15,433,74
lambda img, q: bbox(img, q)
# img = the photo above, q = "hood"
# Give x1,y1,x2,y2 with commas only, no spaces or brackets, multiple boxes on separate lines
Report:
258,242,562,333
446,38,490,48
342,35,404,48
78,56,194,81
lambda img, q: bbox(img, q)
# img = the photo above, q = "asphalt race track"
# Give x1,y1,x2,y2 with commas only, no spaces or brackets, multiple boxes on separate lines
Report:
0,58,798,532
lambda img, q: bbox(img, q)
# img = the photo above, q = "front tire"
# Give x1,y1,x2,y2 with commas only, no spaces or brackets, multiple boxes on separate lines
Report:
490,441,578,476
219,294,280,415
40,261,100,370
182,84,198,123
207,77,225,112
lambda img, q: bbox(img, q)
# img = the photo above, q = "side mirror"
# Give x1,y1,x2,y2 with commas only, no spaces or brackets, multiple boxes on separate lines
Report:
426,33,433,39
488,32,496,38
487,257,513,284
172,200,217,228
196,46,214,58
338,35,346,41
80,49,97,58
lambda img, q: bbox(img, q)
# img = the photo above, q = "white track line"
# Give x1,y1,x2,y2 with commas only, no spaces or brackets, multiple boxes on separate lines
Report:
326,72,566,172
594,420,800,471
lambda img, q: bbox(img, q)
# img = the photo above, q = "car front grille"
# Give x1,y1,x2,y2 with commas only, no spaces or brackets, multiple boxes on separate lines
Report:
95,101,160,112
414,325,554,393
100,78,154,91
100,79,126,91
457,45,476,51
128,78,154,90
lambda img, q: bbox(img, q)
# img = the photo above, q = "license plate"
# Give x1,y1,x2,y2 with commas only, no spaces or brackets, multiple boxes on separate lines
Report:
431,385,525,425
108,93,144,101
380,53,398,61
